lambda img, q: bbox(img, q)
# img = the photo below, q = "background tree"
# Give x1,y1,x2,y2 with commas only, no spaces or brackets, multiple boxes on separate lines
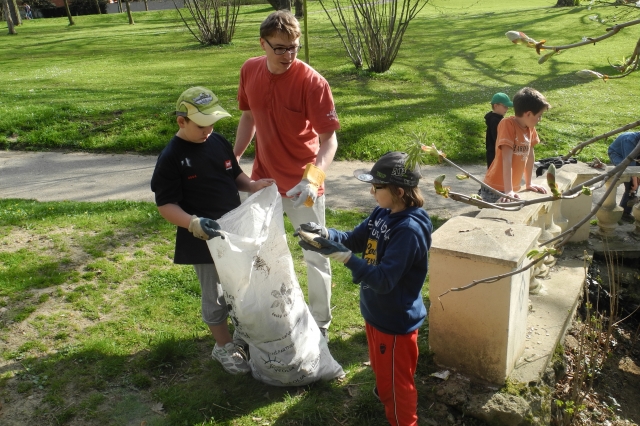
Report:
174,0,240,45
4,0,21,25
63,0,74,24
319,0,428,72
294,0,301,18
124,0,133,23
2,0,17,34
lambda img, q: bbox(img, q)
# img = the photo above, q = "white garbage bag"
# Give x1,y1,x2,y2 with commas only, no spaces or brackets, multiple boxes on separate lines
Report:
207,185,344,386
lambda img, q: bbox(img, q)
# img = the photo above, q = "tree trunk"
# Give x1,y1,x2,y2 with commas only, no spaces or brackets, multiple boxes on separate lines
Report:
94,0,101,14
294,0,302,18
117,0,122,13
6,0,20,25
2,0,16,34
125,0,134,23
63,0,74,25
266,0,290,10
143,0,148,11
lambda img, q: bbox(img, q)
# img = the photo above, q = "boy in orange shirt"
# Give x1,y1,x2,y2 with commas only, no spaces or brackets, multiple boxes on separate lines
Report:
481,87,550,203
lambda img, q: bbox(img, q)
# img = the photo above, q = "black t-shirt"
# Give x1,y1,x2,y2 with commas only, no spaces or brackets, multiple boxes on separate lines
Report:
484,111,504,168
150,133,243,264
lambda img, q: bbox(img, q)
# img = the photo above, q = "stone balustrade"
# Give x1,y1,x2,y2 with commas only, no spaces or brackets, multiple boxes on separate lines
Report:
595,165,640,237
428,162,640,385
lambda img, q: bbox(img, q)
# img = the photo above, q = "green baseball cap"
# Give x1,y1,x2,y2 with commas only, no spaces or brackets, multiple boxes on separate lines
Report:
176,87,231,126
490,92,513,107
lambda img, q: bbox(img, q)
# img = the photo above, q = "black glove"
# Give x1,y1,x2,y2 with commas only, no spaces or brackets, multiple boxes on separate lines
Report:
293,222,329,239
298,237,351,263
188,215,224,240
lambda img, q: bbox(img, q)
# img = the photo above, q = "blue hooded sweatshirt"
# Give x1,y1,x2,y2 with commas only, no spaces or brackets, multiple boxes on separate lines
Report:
329,206,432,335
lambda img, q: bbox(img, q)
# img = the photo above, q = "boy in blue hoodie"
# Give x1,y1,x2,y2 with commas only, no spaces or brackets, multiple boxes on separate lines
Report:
296,151,432,426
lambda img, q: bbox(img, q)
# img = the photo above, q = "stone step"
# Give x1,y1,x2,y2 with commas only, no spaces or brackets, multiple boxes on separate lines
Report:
509,247,586,384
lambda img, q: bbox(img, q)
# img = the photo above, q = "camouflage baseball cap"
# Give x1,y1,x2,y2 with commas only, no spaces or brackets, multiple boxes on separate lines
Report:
353,151,421,187
176,87,231,126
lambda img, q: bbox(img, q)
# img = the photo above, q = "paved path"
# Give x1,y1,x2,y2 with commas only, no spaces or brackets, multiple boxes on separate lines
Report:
0,151,488,219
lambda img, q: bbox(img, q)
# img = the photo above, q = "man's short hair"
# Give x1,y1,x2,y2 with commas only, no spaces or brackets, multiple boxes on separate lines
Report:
513,87,551,116
260,10,301,40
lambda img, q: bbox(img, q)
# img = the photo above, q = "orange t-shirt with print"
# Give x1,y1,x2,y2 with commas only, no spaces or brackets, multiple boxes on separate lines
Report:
483,116,539,192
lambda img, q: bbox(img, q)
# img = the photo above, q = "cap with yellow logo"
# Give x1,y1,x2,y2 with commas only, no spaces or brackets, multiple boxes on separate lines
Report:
176,86,231,126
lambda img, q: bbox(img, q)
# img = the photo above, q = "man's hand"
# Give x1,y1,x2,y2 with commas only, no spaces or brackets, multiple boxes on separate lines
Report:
286,179,318,208
298,236,351,263
285,164,326,208
293,222,328,239
188,215,224,240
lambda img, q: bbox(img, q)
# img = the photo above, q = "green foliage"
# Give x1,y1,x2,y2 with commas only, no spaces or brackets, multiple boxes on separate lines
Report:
1,1,637,162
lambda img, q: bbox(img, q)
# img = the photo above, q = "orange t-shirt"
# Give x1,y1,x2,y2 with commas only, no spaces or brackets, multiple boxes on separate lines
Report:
483,116,539,192
238,57,340,196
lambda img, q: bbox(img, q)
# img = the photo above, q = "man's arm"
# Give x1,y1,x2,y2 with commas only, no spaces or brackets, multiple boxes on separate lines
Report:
501,145,516,200
234,110,256,162
315,131,338,171
525,148,547,194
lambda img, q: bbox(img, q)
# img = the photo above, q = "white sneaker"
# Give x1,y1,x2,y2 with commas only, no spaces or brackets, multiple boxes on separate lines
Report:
212,342,251,375
320,328,330,343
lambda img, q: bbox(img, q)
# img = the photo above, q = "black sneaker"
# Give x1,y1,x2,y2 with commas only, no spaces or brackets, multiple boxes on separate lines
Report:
620,213,635,224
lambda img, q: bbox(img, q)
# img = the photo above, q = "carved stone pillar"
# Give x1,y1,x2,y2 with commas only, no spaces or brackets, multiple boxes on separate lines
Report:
596,178,623,237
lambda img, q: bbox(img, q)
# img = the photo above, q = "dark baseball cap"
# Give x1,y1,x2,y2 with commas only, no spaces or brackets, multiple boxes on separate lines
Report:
353,151,421,187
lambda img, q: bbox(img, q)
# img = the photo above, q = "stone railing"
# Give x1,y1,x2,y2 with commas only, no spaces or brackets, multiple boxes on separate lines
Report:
428,163,640,384
595,165,640,236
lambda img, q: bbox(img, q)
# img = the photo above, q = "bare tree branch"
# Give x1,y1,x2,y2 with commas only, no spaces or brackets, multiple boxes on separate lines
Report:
562,120,640,160
435,129,640,302
437,254,550,310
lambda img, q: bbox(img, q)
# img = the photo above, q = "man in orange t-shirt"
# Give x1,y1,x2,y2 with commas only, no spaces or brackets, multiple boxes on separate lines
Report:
234,11,340,338
481,87,550,203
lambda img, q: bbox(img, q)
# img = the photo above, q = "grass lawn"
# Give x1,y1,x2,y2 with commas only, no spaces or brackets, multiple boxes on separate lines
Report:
0,199,447,425
1,0,639,163
1,1,639,424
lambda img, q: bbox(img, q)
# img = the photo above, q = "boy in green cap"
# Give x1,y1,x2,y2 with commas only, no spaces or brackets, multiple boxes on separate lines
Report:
151,86,274,374
485,92,513,168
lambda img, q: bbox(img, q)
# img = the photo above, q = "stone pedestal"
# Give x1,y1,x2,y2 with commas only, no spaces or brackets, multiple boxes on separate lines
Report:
429,216,541,385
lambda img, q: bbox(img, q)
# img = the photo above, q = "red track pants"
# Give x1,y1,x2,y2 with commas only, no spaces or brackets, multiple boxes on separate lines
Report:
366,322,419,426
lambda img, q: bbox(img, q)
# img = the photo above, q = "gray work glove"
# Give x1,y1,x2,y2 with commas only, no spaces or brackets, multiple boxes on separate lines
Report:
188,215,224,240
293,222,329,239
298,236,352,263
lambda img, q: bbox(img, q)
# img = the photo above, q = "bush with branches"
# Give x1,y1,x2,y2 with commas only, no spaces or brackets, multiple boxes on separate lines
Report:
318,0,428,72
174,0,240,45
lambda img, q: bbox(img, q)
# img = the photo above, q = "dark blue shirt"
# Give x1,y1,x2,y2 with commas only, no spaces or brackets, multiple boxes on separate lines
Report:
329,206,432,335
